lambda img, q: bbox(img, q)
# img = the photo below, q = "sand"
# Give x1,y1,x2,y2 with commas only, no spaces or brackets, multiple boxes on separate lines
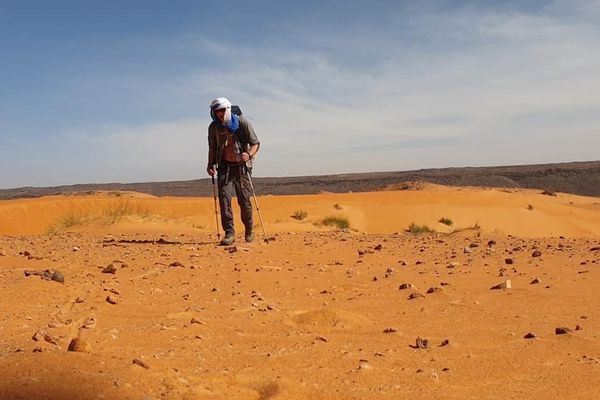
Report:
0,186,599,399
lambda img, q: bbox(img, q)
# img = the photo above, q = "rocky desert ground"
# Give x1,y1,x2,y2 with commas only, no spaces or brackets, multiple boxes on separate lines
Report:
1,184,599,399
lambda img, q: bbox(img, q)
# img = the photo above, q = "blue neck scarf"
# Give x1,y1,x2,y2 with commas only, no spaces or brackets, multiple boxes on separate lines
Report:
211,110,239,133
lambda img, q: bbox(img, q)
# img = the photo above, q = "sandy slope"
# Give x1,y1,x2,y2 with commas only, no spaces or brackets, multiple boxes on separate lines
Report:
0,186,599,399
0,186,599,237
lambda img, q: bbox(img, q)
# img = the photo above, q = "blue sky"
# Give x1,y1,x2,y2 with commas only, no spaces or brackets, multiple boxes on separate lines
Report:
1,0,599,188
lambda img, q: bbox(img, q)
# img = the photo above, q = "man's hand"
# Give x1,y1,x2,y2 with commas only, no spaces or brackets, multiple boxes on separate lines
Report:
207,165,216,176
240,152,251,162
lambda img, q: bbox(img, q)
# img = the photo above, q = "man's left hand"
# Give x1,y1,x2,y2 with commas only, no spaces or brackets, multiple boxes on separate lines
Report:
240,152,251,162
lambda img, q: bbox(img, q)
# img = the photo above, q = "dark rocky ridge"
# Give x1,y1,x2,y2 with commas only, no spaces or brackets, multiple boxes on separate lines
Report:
1,161,599,200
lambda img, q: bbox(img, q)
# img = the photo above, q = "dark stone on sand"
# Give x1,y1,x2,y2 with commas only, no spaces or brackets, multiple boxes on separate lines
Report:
102,264,117,274
555,327,573,335
68,338,91,353
407,292,425,300
398,283,413,290
504,258,514,265
132,358,150,369
524,332,536,339
51,271,64,283
414,337,429,349
530,278,541,284
532,250,542,257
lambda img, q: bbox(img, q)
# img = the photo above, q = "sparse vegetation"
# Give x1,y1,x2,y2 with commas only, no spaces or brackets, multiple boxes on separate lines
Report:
407,222,435,234
291,210,308,220
541,190,557,196
438,217,453,226
321,215,350,230
333,203,343,210
46,200,154,233
102,199,151,223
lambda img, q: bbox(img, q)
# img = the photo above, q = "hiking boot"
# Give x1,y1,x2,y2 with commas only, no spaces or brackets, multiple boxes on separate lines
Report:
245,230,255,243
220,233,235,246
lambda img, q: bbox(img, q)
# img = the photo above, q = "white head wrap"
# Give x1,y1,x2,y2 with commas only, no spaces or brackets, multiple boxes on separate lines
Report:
210,97,232,124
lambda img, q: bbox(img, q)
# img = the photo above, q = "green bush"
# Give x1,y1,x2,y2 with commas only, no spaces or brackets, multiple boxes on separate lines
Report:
407,222,435,234
438,217,453,226
291,210,308,220
321,215,350,230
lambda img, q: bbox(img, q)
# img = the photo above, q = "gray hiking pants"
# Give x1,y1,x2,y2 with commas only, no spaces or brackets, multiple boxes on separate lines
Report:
217,163,253,235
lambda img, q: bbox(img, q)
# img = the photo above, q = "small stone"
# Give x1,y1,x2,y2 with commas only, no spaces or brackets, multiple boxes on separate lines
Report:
415,337,429,349
169,261,185,268
407,292,425,300
228,246,238,254
532,250,542,257
524,332,536,339
575,325,583,331
358,359,372,370
51,271,64,283
72,246,80,252
132,358,150,369
32,330,57,344
315,335,328,342
440,339,450,346
448,261,460,268
190,317,203,325
383,327,398,333
530,278,541,284
106,295,118,305
398,283,413,290
75,297,84,303
504,258,514,265
555,327,573,335
426,286,443,294
68,338,92,353
0,250,6,256
488,240,496,246
490,280,511,290
102,264,117,274
374,244,383,251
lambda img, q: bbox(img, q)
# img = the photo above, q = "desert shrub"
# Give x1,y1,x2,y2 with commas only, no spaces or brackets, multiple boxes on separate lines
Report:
333,203,343,210
291,210,308,220
407,222,435,234
438,217,453,226
102,200,151,223
321,215,350,230
541,190,556,196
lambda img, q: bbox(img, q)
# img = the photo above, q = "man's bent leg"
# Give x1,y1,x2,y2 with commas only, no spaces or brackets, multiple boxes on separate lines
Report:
233,167,254,242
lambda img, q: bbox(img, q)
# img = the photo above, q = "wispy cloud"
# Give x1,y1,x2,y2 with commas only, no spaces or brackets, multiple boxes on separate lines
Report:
1,1,599,187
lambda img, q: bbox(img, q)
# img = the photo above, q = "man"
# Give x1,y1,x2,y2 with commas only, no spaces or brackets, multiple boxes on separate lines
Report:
207,97,260,245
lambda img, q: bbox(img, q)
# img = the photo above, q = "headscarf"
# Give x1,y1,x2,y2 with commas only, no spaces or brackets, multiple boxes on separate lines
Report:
210,97,239,132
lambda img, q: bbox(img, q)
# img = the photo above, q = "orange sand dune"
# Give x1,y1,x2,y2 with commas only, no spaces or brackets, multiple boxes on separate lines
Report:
0,186,598,237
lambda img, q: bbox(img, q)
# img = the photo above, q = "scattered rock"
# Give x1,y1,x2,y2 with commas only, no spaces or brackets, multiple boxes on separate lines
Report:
51,271,64,283
132,358,150,369
532,250,542,257
524,332,536,339
32,330,57,345
374,244,383,251
448,261,460,268
504,258,514,265
414,337,430,349
407,292,425,300
102,264,117,274
169,261,185,268
440,339,450,346
487,240,496,246
426,286,443,294
555,327,573,335
68,338,91,353
530,278,541,284
0,250,6,256
190,317,203,325
383,327,398,333
358,359,372,370
315,335,328,342
72,246,80,252
490,280,511,290
591,247,599,252
106,295,118,305
398,283,413,290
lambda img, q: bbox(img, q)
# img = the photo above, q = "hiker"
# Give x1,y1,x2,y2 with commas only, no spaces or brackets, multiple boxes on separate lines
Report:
206,97,260,245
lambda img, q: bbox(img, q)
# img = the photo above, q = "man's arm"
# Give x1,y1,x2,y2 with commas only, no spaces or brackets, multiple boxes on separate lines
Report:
207,125,217,176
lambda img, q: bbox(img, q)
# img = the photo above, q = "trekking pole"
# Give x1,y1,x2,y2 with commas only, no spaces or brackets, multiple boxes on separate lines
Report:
245,170,269,244
211,175,221,241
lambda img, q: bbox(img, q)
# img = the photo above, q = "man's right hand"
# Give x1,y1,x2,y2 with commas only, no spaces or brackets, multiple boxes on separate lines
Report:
207,165,216,176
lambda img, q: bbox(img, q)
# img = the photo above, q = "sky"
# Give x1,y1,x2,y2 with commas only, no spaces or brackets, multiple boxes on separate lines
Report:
1,0,599,188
